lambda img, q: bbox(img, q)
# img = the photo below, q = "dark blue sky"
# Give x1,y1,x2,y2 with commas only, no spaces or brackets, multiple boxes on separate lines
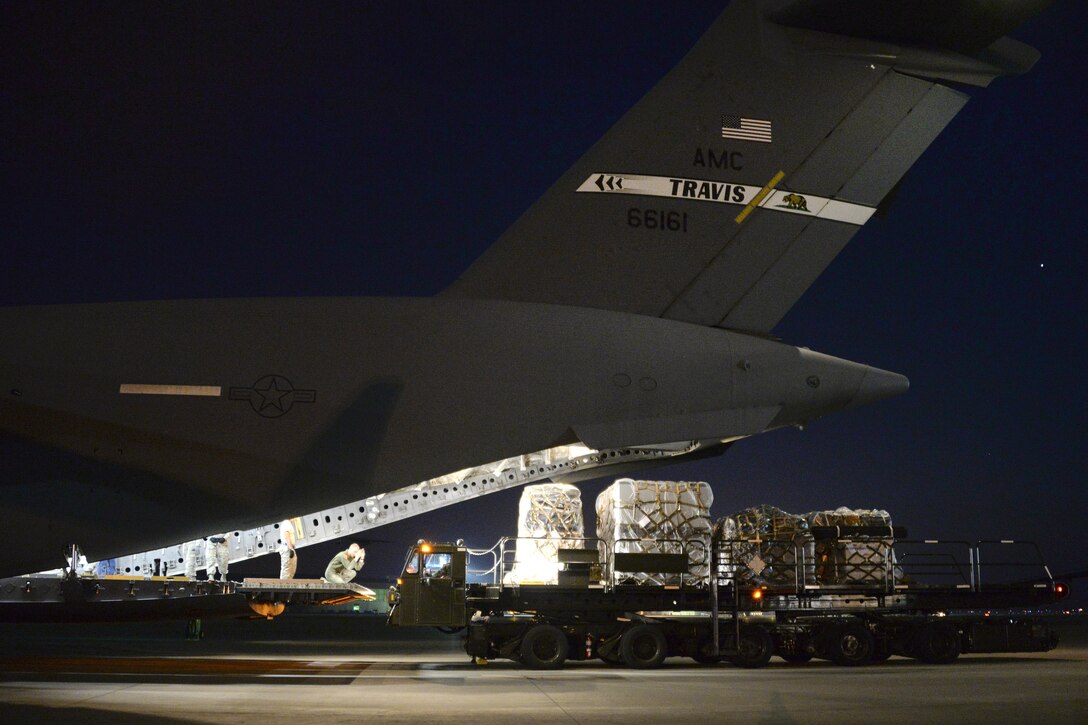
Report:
2,2,1085,583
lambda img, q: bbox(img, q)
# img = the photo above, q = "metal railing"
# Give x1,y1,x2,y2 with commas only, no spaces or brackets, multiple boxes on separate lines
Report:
464,533,1055,597
607,537,708,588
465,540,502,582
712,535,1055,595
895,540,975,589
495,536,599,587
468,535,711,590
974,540,1053,589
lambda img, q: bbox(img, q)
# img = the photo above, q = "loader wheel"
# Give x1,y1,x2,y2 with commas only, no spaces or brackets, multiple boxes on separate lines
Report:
913,623,961,664
729,626,773,669
620,624,668,669
826,622,875,666
520,625,569,670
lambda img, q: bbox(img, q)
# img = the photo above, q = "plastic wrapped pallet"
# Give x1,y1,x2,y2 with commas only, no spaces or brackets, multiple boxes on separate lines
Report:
596,478,713,585
805,507,895,585
503,483,585,586
713,505,813,586
715,504,899,587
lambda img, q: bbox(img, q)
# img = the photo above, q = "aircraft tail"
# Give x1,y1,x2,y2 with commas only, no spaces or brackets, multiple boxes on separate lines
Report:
766,0,1053,57
444,0,1052,335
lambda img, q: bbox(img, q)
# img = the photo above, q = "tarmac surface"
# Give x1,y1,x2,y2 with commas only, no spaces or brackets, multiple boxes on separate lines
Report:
1,614,1085,724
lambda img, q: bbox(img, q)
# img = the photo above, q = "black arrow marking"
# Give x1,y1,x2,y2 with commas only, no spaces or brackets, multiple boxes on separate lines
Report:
594,174,624,192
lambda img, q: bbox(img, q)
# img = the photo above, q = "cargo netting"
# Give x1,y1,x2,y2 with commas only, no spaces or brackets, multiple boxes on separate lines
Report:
715,505,897,587
714,505,812,586
808,507,896,585
503,483,585,585
596,478,713,585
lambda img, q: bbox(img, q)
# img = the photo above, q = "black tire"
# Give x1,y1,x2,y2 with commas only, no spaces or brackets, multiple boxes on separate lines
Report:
729,626,774,669
826,622,875,667
436,626,465,635
620,624,668,669
520,625,569,670
779,652,813,664
913,622,961,664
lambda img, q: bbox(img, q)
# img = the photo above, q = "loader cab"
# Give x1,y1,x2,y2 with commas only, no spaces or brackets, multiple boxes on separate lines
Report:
387,541,467,628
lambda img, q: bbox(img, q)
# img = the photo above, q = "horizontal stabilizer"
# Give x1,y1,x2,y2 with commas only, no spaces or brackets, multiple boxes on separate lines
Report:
766,0,1055,56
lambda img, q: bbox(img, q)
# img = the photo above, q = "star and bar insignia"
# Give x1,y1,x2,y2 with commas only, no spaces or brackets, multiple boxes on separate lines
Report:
229,375,316,418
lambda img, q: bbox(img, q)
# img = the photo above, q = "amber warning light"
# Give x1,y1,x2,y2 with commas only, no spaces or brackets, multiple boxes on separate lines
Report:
1054,582,1070,600
752,589,763,601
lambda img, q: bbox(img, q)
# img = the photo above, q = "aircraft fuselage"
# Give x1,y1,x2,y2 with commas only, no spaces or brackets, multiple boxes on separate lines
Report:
0,297,904,575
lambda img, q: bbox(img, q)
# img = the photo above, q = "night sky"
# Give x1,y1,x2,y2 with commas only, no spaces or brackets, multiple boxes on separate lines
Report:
2,2,1085,588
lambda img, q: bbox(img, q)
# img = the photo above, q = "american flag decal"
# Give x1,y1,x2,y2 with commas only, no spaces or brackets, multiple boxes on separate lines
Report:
721,115,773,143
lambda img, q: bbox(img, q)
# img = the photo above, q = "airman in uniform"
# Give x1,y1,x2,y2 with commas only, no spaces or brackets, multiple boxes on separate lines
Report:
323,543,365,584
184,539,203,579
205,533,230,582
278,519,298,579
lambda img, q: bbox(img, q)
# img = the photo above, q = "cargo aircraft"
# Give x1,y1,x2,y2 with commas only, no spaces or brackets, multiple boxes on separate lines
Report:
0,0,1056,576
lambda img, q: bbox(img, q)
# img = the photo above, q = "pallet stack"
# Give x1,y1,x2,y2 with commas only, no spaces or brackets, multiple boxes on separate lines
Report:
504,483,585,585
596,478,713,585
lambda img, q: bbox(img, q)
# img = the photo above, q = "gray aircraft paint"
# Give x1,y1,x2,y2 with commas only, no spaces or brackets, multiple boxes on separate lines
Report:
0,0,1053,575
1,298,903,574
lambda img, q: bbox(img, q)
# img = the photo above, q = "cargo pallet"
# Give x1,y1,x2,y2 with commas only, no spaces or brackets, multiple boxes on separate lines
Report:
0,574,375,623
387,530,1067,669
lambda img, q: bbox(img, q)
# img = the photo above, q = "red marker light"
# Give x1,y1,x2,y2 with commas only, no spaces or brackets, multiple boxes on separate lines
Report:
1055,582,1070,600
